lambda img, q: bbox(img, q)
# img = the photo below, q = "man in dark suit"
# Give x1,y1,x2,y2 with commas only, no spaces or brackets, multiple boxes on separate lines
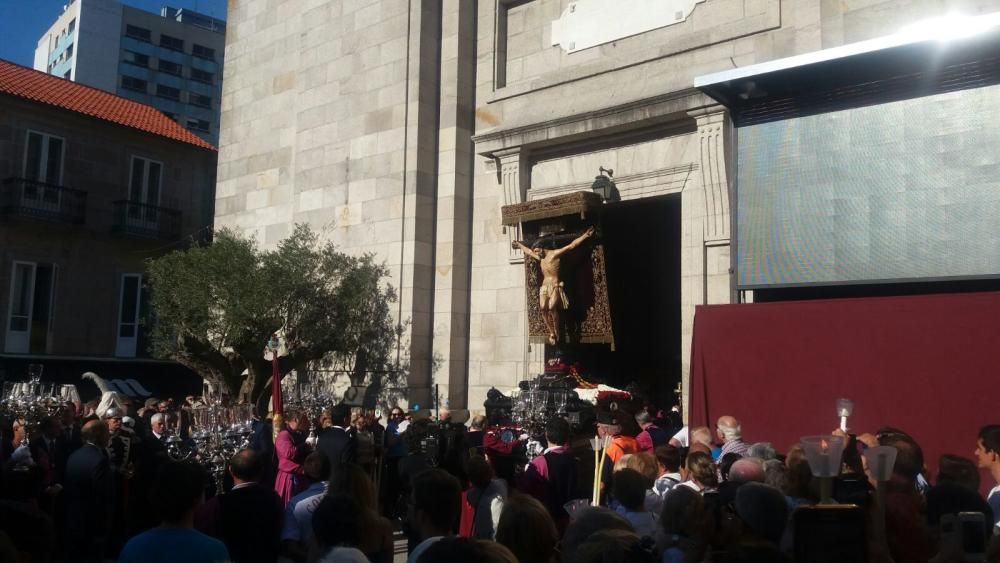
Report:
316,403,355,477
128,413,170,536
63,419,113,563
195,449,284,563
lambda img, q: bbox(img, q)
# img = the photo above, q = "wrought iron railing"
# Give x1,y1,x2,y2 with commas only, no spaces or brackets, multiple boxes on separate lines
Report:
112,200,182,241
1,177,87,224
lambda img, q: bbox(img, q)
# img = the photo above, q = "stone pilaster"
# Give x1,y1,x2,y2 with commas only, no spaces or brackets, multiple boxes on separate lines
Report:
680,105,734,422
494,147,530,263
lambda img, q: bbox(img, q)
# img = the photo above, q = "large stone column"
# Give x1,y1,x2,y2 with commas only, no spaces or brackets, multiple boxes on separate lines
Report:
431,0,477,412
680,105,734,421
404,0,443,411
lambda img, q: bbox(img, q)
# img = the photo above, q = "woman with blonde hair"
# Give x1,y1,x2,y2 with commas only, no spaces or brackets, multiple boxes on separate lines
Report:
679,451,718,493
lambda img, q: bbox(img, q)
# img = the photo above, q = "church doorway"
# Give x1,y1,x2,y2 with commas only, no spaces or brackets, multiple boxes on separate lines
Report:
548,194,682,408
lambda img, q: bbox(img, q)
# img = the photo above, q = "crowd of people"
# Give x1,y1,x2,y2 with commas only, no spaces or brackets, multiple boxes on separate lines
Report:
3,392,1000,563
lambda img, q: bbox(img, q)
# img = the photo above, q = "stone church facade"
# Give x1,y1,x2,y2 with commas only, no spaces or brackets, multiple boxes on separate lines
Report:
214,0,996,414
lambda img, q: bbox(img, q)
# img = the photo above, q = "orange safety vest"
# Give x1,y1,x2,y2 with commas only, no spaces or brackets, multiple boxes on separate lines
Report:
605,435,639,465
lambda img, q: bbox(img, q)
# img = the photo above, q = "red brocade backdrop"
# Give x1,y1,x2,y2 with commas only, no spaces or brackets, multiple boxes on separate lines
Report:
688,291,1000,489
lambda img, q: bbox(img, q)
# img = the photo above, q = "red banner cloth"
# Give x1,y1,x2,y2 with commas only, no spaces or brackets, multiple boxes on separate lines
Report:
688,291,1000,492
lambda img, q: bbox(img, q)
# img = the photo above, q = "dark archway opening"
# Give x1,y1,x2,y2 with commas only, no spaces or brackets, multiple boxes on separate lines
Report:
549,194,682,409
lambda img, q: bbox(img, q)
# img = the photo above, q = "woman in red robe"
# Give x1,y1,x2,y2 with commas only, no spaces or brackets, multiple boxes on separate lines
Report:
274,410,310,506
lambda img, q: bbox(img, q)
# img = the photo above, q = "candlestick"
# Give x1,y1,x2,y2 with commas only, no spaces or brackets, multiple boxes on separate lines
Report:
836,398,854,432
590,436,602,505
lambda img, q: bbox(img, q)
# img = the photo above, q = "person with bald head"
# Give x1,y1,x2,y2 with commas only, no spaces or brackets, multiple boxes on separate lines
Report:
717,415,750,458
195,449,283,563
64,420,113,563
728,458,765,484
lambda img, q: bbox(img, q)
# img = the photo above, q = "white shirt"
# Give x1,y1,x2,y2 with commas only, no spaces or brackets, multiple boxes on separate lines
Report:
407,536,443,563
671,426,689,447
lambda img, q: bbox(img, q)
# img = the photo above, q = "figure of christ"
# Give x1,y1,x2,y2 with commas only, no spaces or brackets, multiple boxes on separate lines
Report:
513,226,595,345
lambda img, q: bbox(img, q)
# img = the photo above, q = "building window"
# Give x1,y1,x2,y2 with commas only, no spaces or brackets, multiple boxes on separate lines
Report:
123,50,149,67
159,34,184,52
115,274,144,357
23,131,65,185
65,44,74,58
5,262,57,355
192,43,215,60
126,25,151,42
121,76,147,93
156,84,181,101
63,70,72,79
158,60,182,76
190,68,214,84
189,94,211,108
68,18,76,33
186,119,210,132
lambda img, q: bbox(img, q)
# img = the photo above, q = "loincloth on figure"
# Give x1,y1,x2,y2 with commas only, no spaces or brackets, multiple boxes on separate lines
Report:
539,282,569,309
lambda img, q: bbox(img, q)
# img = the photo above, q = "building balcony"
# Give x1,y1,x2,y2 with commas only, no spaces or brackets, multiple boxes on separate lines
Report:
1,177,87,225
112,200,181,241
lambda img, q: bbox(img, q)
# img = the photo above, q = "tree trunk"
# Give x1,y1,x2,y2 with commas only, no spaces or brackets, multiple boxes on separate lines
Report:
249,359,272,414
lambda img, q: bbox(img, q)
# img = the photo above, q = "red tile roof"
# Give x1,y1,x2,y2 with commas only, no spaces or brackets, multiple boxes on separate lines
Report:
0,59,216,151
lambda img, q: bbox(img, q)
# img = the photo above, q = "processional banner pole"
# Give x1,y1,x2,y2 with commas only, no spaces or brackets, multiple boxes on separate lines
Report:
269,332,283,441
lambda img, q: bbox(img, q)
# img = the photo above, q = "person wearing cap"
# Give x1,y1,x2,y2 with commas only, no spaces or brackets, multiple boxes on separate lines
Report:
103,406,142,555
103,407,139,477
597,411,639,503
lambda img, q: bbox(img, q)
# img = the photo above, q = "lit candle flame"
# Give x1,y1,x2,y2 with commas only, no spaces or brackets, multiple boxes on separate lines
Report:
820,438,829,452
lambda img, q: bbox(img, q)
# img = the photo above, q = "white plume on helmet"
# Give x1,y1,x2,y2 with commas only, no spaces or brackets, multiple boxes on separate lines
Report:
81,371,110,394
96,391,126,418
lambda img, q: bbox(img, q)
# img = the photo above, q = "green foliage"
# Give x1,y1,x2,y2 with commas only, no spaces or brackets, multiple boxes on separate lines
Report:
145,224,402,404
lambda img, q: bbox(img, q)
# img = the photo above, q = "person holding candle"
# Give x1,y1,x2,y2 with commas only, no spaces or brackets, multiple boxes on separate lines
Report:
879,433,931,563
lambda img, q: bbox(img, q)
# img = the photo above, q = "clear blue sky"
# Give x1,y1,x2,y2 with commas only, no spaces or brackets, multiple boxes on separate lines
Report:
0,0,228,67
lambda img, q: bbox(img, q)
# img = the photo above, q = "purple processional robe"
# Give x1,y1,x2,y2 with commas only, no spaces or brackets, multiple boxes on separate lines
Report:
274,429,303,506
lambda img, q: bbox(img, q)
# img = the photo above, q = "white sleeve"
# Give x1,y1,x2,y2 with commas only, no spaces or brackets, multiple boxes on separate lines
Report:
672,426,689,447
490,495,505,537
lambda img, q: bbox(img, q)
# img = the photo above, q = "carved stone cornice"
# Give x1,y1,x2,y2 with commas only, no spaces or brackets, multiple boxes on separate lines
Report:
474,88,713,157
528,163,698,202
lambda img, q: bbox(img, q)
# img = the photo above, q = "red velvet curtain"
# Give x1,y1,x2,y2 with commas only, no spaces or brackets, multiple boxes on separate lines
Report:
688,291,1000,490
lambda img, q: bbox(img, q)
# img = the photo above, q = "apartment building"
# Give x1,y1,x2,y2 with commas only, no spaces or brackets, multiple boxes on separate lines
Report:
33,0,225,145
0,60,215,383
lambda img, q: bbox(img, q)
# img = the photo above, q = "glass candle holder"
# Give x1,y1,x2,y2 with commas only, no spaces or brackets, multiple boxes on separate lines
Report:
835,398,854,417
863,445,898,482
800,435,846,478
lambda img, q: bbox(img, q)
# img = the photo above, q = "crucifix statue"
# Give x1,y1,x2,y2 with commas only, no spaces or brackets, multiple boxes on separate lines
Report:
513,226,595,345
